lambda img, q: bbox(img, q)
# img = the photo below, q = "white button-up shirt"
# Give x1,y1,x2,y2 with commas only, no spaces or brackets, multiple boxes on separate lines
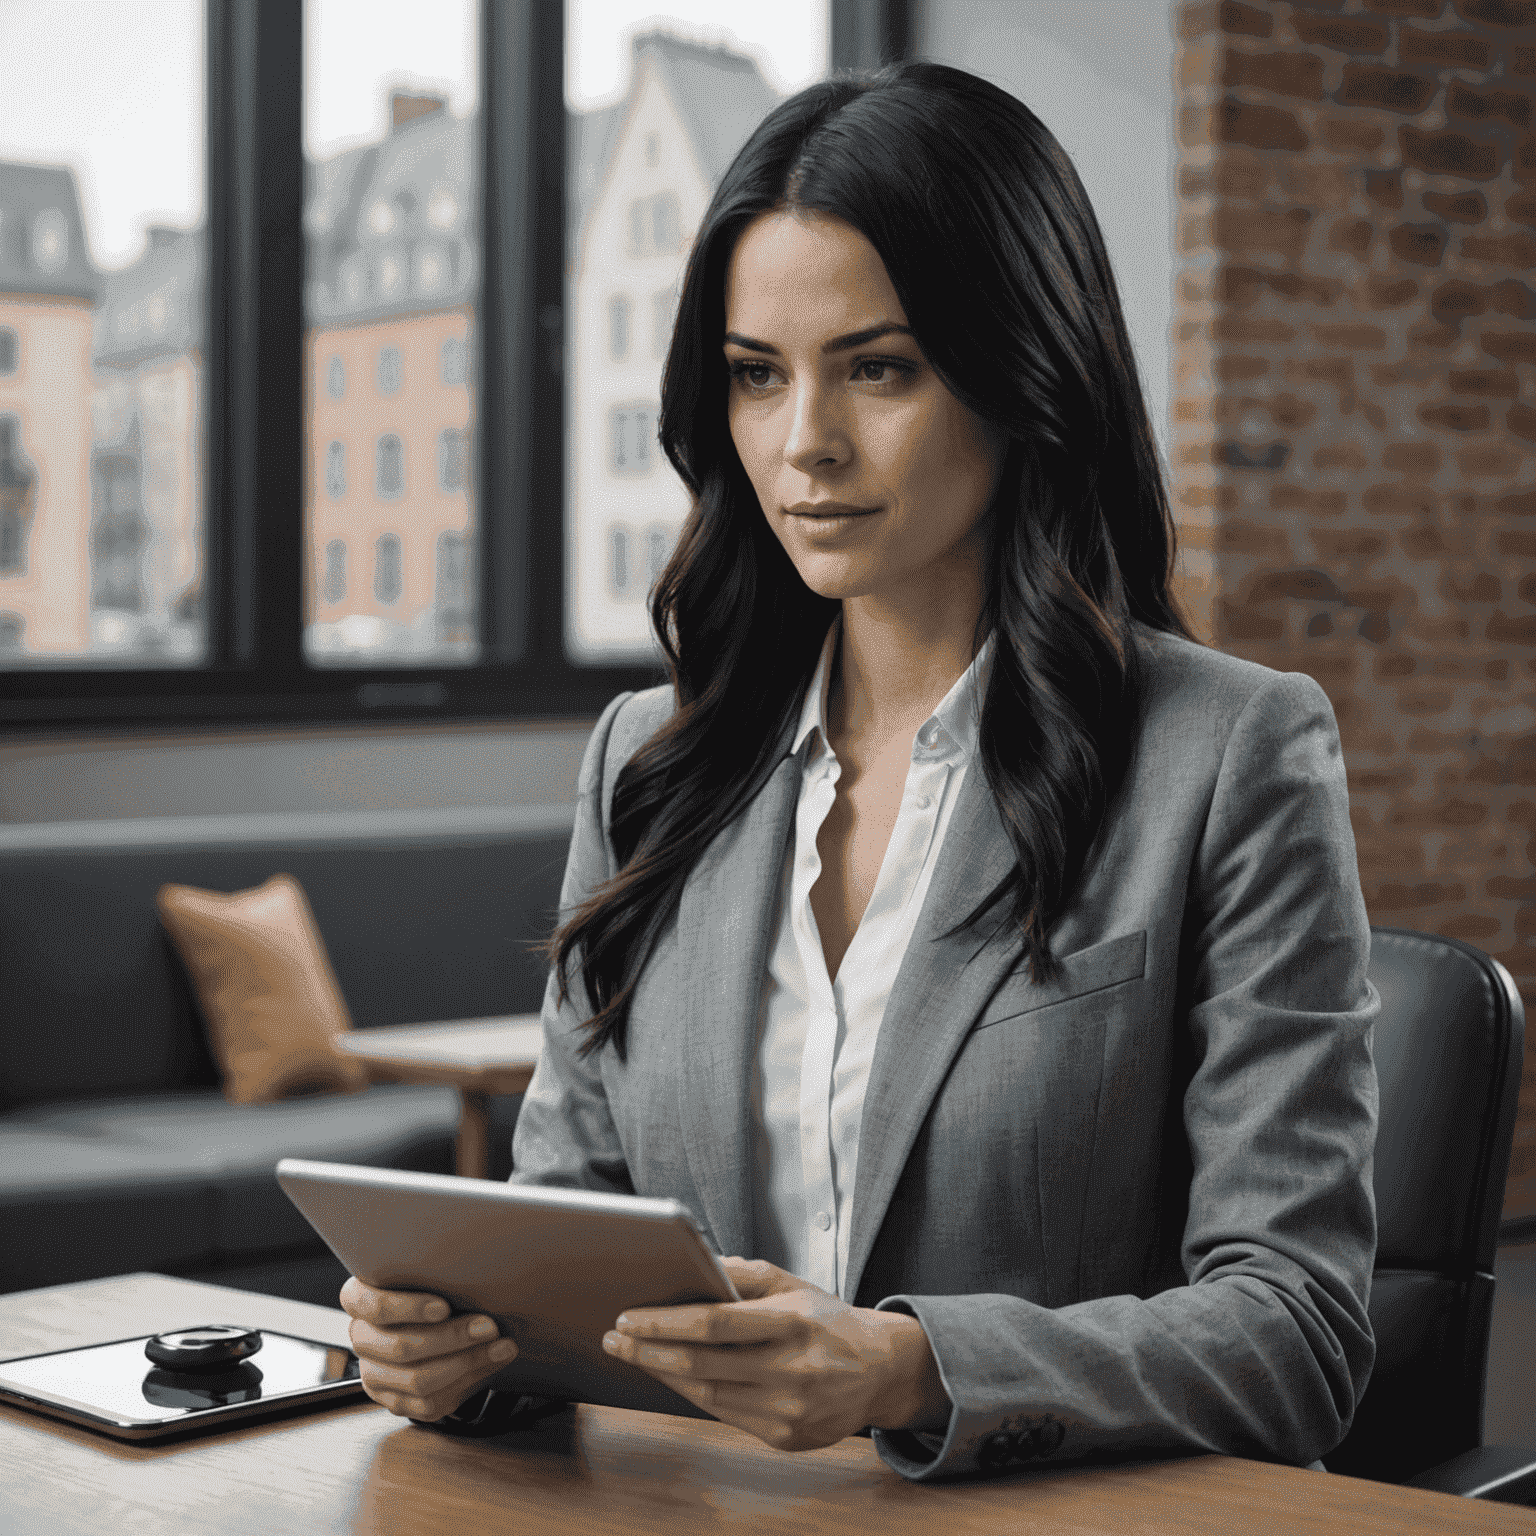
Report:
749,620,992,1298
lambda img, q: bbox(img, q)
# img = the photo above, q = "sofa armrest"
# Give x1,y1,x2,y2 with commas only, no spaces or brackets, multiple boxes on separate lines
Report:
1404,1444,1536,1504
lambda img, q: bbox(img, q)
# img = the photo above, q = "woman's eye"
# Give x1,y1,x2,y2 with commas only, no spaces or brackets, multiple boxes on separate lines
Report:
729,361,774,389
855,359,909,384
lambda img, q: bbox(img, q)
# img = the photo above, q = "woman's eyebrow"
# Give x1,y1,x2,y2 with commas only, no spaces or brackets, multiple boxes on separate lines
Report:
723,323,916,356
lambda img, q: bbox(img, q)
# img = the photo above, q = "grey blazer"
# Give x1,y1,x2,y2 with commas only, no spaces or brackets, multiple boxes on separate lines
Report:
511,628,1378,1481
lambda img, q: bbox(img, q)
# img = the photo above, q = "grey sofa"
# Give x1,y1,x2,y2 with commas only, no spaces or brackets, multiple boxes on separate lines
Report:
0,804,573,1307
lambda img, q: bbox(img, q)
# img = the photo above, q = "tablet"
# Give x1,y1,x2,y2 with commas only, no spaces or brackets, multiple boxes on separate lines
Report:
0,1328,363,1442
275,1158,741,1419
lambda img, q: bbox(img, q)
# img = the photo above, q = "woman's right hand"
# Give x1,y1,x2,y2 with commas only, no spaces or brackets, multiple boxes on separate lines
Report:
339,1276,518,1421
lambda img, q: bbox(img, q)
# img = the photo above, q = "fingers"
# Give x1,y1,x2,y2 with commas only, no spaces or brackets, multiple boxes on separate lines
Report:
603,1330,763,1382
718,1257,797,1298
360,1336,518,1421
613,1297,805,1347
339,1276,452,1327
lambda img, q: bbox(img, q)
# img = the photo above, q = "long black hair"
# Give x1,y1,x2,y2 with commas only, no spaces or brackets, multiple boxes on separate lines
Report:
552,61,1191,1058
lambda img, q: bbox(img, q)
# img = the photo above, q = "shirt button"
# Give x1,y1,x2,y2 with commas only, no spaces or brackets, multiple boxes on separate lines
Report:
914,793,933,810
814,1211,832,1231
918,726,939,748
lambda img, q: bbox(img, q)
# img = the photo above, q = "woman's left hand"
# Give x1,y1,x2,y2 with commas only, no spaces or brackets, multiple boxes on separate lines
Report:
601,1257,949,1451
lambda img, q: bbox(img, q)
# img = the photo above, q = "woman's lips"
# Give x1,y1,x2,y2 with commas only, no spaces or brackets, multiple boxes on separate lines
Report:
782,502,881,519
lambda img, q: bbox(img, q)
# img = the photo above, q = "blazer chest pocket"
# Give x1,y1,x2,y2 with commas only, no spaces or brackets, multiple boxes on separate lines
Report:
972,929,1148,1032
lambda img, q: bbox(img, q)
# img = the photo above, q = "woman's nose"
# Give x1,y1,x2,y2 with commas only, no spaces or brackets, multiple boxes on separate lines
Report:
782,380,850,475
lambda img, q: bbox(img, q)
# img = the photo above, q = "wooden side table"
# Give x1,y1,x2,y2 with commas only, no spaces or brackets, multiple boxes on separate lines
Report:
336,1016,542,1178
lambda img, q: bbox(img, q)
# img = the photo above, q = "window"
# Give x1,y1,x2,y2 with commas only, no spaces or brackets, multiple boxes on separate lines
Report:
0,328,17,375
652,290,673,359
376,345,402,395
0,417,37,576
374,532,402,603
439,428,467,492
377,434,403,497
0,612,22,652
325,440,345,497
608,404,655,476
608,523,634,598
645,522,672,585
4,0,841,721
321,538,346,603
608,294,631,360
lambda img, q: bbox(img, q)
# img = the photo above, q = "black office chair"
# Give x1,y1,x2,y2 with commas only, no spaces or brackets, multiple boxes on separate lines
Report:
1320,926,1534,1502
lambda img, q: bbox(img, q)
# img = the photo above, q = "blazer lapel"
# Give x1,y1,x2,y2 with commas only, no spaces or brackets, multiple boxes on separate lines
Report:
674,751,799,1260
843,766,1021,1301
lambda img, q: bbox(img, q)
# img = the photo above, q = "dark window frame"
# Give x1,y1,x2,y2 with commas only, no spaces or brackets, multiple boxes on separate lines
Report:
0,0,907,733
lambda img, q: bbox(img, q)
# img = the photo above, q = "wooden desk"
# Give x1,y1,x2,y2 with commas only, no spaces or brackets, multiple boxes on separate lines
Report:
337,1015,543,1177
1,1273,1527,1536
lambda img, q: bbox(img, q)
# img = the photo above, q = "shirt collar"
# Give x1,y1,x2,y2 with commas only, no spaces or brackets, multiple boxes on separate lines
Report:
790,619,994,763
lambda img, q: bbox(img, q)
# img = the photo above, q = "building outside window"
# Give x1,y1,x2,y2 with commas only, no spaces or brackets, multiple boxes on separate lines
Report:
376,344,402,395
645,521,672,585
374,532,402,603
0,416,37,576
608,403,654,476
376,433,403,497
608,523,633,598
0,328,17,376
652,290,673,359
434,529,471,642
438,427,467,492
321,538,346,604
608,294,631,360
440,335,467,387
0,612,22,653
326,356,345,398
325,440,345,497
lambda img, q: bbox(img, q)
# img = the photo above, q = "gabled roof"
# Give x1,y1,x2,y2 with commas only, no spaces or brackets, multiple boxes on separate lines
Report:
93,225,201,367
0,161,99,303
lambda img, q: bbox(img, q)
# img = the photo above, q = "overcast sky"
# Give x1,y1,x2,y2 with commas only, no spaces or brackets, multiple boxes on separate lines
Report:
0,0,826,272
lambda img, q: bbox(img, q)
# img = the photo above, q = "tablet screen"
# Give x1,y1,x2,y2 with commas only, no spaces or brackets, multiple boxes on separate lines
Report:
0,1330,360,1431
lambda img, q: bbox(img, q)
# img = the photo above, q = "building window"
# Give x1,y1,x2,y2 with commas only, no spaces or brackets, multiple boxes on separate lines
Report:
435,530,471,642
438,428,467,492
609,294,631,360
440,335,467,387
645,522,672,585
608,404,655,476
608,524,635,598
374,533,402,604
326,356,345,398
89,426,148,614
376,434,403,498
625,193,681,258
321,539,346,604
0,612,21,653
377,345,403,395
31,208,67,272
652,290,674,359
644,132,660,167
0,416,37,577
325,440,346,498
0,329,18,376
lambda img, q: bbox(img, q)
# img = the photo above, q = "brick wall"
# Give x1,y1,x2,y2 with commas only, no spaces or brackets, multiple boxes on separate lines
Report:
1171,0,1536,1218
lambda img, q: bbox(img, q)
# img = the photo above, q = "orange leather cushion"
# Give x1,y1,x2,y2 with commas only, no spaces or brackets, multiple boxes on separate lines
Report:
156,874,371,1104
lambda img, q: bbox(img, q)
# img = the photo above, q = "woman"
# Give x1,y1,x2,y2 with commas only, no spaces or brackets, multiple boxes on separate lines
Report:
341,61,1378,1481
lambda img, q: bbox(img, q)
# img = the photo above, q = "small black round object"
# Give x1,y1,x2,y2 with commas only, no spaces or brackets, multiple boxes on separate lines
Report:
142,1362,264,1410
144,1325,263,1371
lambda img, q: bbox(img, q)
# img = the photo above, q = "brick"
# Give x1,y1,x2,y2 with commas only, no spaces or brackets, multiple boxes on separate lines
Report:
1509,403,1536,442
1490,876,1536,899
1294,13,1390,50
1409,321,1462,348
1374,656,1417,681
1217,520,1294,556
1266,271,1346,306
1400,25,1491,68
1518,44,1536,76
1329,218,1375,259
1215,356,1271,382
1179,3,1220,40
1419,401,1493,431
1270,392,1320,428
1314,442,1370,470
1249,567,1346,602
1364,0,1443,13
1423,190,1488,224
1224,49,1326,100
1490,613,1536,643
1356,274,1421,309
1509,193,1536,226
1447,573,1502,601
1211,206,1314,262
1214,156,1270,199
1314,528,1388,556
1311,321,1388,347
1364,169,1404,209
1401,524,1453,558
1463,232,1536,266
1372,357,1440,386
1441,914,1503,939
1214,100,1310,152
1447,81,1535,131
1465,446,1527,477
1364,482,1441,517
1269,484,1348,514
1449,368,1520,396
1383,442,1441,474
1497,489,1536,516
1212,313,1298,342
1280,162,1352,206
1502,532,1536,556
1219,599,1285,641
1453,0,1536,23
1430,279,1491,326
1369,880,1468,909
1340,65,1441,115
1400,125,1502,180
1390,223,1449,266
1324,117,1386,152
1492,278,1536,319
1516,133,1536,187
1178,483,1244,512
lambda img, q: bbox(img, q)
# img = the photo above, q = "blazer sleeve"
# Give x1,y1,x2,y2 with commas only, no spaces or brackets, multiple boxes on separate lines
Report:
872,670,1379,1480
508,689,638,1195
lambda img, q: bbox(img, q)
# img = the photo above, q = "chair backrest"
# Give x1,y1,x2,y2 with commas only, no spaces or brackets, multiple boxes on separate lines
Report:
1324,927,1525,1484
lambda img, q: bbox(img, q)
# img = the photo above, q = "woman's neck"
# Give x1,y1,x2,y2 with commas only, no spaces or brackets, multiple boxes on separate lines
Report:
828,580,986,757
